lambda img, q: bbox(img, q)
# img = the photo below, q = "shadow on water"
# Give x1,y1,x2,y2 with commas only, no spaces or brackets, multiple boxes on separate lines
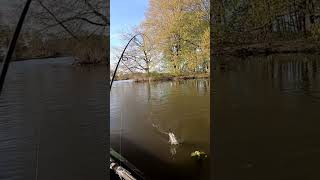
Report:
213,54,320,180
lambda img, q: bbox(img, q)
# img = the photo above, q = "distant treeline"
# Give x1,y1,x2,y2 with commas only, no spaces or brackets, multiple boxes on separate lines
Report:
212,0,320,46
0,0,109,65
0,25,107,64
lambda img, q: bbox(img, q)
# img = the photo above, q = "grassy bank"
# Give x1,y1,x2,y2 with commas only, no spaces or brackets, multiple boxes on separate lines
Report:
115,72,209,82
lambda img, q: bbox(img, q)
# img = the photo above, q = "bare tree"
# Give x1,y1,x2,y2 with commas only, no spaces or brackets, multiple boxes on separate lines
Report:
30,0,109,39
118,27,155,74
12,0,111,64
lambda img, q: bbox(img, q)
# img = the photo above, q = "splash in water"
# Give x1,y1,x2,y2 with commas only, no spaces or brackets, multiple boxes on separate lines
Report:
152,124,180,145
168,132,179,145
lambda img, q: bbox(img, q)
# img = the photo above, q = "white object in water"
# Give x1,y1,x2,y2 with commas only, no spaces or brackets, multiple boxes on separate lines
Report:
168,132,179,145
110,158,136,180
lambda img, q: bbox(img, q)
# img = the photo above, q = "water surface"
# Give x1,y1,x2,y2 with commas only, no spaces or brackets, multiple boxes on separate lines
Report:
111,79,210,180
213,54,320,180
0,57,108,180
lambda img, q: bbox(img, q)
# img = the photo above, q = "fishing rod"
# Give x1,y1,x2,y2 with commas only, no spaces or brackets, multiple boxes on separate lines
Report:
0,0,33,95
109,34,150,180
109,33,202,91
0,1,42,180
110,33,150,91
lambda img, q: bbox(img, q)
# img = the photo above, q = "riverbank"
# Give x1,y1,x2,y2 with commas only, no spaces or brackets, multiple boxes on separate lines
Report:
214,40,320,57
0,55,67,62
115,73,209,82
0,56,108,67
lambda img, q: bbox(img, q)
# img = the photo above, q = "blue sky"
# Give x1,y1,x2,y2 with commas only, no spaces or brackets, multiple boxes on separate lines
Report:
110,0,148,48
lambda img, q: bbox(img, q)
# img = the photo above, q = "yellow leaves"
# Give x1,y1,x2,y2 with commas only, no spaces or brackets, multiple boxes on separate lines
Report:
200,27,210,59
310,24,320,41
143,0,210,74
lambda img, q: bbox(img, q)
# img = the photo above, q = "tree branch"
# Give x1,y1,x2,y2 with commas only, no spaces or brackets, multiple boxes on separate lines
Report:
84,0,109,24
37,0,80,41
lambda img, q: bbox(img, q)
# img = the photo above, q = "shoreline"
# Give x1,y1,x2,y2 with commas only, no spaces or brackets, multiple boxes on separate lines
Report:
115,73,210,82
214,40,320,57
0,56,108,66
0,55,68,62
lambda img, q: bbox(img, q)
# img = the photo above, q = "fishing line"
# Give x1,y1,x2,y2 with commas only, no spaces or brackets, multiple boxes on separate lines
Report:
35,115,41,180
110,33,150,180
120,111,122,168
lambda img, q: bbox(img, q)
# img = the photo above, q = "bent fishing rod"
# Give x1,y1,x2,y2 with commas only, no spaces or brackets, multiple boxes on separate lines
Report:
0,1,42,180
0,0,32,95
109,33,204,91
109,33,149,180
110,33,150,91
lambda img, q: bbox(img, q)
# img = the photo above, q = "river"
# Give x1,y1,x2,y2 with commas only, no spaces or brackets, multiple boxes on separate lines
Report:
4,54,316,179
110,79,210,179
213,54,320,180
0,57,108,180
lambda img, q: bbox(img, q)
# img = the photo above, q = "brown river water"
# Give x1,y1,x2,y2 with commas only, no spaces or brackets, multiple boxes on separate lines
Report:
2,54,320,180
213,54,320,180
110,79,210,180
